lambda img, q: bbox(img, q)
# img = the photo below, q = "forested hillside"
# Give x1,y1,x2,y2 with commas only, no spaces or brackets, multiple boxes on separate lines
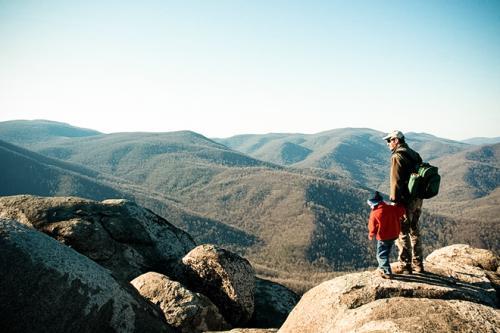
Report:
216,129,470,191
1,120,498,276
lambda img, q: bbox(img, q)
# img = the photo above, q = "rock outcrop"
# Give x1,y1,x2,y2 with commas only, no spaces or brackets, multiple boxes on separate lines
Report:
0,218,176,333
0,195,297,332
0,195,196,281
6,193,495,332
182,244,256,326
425,244,500,306
279,244,500,333
131,272,231,333
321,298,499,333
249,278,300,328
424,244,498,272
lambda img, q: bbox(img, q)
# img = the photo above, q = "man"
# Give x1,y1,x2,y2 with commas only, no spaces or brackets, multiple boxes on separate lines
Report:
383,130,423,274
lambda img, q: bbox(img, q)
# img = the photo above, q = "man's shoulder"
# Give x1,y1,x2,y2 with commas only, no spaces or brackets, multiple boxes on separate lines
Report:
395,145,421,163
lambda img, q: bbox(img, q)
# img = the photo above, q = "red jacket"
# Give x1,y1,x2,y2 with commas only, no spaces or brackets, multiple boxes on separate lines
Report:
368,202,405,241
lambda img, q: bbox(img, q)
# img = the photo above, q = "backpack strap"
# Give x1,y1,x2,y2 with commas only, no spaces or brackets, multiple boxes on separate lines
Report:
395,149,421,173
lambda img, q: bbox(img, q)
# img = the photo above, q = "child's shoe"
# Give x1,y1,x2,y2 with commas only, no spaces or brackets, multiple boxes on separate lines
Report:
375,269,393,279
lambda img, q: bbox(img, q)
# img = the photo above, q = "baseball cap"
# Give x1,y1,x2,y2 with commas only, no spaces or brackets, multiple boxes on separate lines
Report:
382,130,404,141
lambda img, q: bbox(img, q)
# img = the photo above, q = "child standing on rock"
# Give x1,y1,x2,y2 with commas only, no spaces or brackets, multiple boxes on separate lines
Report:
367,191,405,279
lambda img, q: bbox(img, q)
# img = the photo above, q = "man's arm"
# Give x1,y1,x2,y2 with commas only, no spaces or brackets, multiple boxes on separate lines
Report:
390,153,405,202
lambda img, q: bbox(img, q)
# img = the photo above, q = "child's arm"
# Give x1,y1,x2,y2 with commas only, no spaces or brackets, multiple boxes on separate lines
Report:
368,211,377,240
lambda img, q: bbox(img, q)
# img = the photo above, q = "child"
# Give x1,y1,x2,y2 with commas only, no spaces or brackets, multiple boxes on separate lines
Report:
367,191,405,279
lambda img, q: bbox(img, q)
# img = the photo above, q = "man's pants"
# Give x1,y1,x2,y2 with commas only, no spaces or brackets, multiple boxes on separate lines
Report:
376,239,395,274
396,198,423,268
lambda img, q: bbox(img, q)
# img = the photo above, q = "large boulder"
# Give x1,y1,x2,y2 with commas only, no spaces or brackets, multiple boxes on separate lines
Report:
249,278,299,328
0,218,176,333
0,195,196,280
322,298,500,333
279,245,500,333
425,244,500,306
425,244,498,272
182,244,256,326
131,272,231,333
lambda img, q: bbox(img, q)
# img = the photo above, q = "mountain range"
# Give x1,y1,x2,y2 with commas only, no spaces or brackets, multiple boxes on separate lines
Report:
1,120,498,273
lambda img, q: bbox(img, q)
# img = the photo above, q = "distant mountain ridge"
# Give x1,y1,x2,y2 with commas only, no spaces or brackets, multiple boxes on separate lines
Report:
0,119,101,145
0,119,498,272
0,138,122,199
216,128,472,191
0,138,259,251
461,137,500,145
0,123,373,270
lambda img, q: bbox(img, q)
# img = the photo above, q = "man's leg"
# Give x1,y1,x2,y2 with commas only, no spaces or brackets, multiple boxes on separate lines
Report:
407,198,424,271
396,214,412,273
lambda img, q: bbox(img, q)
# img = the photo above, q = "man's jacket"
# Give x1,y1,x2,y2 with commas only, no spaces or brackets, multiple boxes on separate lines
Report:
390,143,422,204
368,201,405,241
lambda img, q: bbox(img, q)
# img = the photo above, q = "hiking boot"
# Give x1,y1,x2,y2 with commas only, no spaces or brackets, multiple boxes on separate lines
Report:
375,269,393,279
413,264,425,273
392,263,412,275
402,267,413,275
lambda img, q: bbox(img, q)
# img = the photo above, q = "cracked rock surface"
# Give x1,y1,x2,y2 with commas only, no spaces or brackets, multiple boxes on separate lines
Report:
0,218,176,332
0,195,196,281
132,271,231,333
182,244,256,326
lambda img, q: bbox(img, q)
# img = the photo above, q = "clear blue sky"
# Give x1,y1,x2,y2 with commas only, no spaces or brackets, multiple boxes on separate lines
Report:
1,0,499,140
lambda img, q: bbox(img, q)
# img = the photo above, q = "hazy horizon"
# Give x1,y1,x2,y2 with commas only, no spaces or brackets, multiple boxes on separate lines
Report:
4,118,500,143
1,1,499,140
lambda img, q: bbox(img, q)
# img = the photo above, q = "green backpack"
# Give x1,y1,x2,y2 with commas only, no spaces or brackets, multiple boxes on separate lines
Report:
408,163,441,199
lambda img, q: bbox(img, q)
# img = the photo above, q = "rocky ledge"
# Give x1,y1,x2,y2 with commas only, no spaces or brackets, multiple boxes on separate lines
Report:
1,195,498,333
279,244,500,333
